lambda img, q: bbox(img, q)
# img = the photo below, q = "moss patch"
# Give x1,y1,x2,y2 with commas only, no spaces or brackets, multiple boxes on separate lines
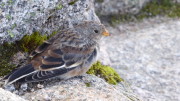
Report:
56,3,63,10
95,0,104,3
68,0,79,5
0,43,17,76
16,32,48,53
85,82,91,87
137,0,180,19
87,61,123,85
100,0,180,26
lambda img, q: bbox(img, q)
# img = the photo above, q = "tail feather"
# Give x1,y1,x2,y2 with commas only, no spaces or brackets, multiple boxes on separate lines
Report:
18,71,54,83
3,68,18,80
5,64,36,85
4,64,77,85
18,67,71,83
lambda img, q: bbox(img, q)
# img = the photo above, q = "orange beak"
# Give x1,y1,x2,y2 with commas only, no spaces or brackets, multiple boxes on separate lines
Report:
102,29,110,36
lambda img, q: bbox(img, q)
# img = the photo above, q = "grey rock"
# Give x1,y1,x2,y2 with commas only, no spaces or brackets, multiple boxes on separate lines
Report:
0,88,26,101
0,0,100,43
22,75,138,101
95,0,151,16
172,0,180,3
99,17,180,101
1,75,140,100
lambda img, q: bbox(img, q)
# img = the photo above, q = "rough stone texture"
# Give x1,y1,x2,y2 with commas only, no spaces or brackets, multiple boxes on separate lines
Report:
95,0,180,16
1,75,139,100
173,0,180,3
0,88,26,101
95,0,150,16
3,0,177,44
0,0,99,43
22,75,137,101
99,17,180,101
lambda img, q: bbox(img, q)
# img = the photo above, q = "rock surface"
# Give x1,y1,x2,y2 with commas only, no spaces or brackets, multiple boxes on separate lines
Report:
99,17,180,101
3,0,176,43
0,88,26,101
22,75,136,101
0,0,99,43
95,0,150,16
173,0,180,3
95,0,180,16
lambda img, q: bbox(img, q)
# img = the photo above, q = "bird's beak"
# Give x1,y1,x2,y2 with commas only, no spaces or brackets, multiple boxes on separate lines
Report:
102,29,110,36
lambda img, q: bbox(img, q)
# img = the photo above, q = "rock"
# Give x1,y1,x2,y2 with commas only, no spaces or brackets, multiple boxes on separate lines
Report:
22,75,138,101
0,88,26,101
95,0,150,16
0,0,99,43
1,75,139,100
95,0,180,16
172,0,180,3
99,17,180,101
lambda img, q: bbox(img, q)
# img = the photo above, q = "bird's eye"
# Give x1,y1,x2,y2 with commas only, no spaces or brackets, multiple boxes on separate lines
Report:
94,30,99,33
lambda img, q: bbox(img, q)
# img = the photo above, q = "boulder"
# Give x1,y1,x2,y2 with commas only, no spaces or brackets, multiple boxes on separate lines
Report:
0,0,99,43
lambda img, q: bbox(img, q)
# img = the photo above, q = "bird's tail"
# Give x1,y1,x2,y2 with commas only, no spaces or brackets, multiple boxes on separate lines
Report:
4,64,36,85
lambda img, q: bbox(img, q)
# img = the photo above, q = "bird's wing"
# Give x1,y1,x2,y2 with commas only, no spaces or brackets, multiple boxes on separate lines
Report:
31,46,93,71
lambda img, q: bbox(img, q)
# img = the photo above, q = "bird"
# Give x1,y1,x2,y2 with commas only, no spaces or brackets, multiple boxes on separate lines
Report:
3,21,110,85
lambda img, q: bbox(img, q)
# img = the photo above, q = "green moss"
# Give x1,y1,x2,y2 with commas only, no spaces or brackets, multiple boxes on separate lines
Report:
87,61,123,85
68,0,79,5
11,23,17,29
5,14,12,20
0,31,58,76
101,14,135,26
85,82,91,87
0,61,16,76
95,0,104,3
16,32,47,52
56,3,63,10
7,0,14,5
0,2,5,7
100,0,180,26
30,12,36,17
137,0,180,19
7,30,14,38
0,43,17,76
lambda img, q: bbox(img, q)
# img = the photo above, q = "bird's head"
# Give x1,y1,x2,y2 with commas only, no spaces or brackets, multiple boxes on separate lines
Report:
74,21,110,42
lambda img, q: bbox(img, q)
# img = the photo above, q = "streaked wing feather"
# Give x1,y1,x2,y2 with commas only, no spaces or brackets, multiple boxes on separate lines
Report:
34,44,94,71
5,64,36,85
30,41,52,58
37,48,65,70
19,67,76,83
